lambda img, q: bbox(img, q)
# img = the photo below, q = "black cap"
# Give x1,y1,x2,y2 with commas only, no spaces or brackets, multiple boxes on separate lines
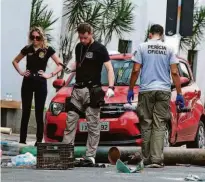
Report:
150,24,164,36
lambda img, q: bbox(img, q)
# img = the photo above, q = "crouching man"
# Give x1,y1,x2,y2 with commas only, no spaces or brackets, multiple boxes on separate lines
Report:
63,23,115,166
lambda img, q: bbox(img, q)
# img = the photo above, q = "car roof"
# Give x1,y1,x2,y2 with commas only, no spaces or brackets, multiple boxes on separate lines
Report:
110,53,132,60
109,54,189,65
176,56,189,64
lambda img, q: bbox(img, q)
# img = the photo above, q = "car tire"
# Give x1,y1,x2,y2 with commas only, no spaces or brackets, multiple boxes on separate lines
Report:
186,121,205,149
164,124,171,147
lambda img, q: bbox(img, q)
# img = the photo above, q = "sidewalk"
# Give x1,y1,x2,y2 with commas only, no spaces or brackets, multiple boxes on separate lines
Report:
1,133,36,144
1,133,37,160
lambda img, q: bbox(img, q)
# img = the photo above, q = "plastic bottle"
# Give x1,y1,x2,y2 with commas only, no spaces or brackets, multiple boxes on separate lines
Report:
0,141,22,156
9,93,13,101
5,93,9,101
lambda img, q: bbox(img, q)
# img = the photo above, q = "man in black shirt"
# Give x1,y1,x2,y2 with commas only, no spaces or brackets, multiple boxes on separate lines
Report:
63,23,115,165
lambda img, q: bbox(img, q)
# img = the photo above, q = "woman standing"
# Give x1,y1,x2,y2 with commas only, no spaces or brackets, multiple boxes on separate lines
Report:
12,27,63,146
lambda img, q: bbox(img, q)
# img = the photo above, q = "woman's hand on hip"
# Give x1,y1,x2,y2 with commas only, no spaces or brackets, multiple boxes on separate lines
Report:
21,70,30,77
38,70,52,79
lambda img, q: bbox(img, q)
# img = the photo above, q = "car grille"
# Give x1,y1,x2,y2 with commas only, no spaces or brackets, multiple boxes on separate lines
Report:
100,103,125,118
65,100,126,119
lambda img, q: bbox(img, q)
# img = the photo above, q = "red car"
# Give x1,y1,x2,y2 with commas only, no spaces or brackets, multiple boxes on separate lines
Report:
44,53,205,148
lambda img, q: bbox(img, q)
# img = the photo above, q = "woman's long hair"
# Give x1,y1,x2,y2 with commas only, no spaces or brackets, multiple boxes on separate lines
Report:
29,26,48,49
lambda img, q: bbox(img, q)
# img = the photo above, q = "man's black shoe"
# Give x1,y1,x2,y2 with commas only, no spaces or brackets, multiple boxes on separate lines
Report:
75,156,95,167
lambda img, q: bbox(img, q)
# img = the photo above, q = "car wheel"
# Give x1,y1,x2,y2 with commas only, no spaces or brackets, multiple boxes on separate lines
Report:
164,124,170,147
187,121,205,149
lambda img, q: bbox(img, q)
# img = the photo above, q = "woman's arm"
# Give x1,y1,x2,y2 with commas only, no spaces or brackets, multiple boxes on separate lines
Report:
50,53,63,77
38,53,63,79
12,53,30,77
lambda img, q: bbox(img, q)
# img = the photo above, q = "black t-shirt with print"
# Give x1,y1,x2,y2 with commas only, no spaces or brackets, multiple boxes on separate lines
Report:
21,45,55,73
75,41,110,84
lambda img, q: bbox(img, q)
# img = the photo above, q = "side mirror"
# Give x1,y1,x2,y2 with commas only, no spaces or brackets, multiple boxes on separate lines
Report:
53,79,65,89
180,77,190,87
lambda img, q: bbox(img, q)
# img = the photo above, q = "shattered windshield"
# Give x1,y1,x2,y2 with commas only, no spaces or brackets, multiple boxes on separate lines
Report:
68,60,140,86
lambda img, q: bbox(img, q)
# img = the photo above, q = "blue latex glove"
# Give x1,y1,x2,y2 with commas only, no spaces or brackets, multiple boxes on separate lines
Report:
176,94,185,109
127,90,134,104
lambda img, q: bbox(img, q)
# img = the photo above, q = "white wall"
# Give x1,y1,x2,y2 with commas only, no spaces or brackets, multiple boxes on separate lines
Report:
146,0,205,106
106,0,168,53
53,0,205,107
42,0,63,52
196,0,205,105
1,0,63,108
41,0,64,108
196,43,205,106
1,0,32,101
0,0,2,101
107,0,205,106
106,0,148,53
180,0,205,105
146,0,167,27
2,0,204,107
199,0,205,6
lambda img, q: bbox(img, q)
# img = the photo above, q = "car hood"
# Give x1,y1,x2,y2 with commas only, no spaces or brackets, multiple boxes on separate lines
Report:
51,86,140,104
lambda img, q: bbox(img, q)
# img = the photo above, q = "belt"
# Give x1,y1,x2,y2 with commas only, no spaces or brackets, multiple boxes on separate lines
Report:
29,70,42,77
27,72,45,79
30,73,39,77
74,81,100,88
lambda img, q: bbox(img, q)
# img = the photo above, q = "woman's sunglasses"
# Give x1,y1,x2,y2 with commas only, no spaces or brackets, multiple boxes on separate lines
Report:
30,35,41,41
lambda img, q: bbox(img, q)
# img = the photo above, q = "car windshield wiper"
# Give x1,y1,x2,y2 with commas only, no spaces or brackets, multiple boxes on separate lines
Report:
115,82,129,86
101,83,109,86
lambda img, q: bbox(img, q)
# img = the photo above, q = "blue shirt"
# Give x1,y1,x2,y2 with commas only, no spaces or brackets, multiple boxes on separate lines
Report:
132,39,178,92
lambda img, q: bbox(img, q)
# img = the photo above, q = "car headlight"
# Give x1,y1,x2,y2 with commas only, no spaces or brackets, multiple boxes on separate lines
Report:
123,103,138,111
50,102,65,116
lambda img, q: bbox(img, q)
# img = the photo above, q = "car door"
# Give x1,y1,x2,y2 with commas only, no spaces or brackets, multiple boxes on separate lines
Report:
176,61,199,142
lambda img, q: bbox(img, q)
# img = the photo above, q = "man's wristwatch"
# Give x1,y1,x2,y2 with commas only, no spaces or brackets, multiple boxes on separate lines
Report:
108,86,115,91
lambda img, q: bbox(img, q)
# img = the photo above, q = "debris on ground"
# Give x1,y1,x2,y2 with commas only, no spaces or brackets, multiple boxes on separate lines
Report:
128,151,142,164
1,141,26,156
0,127,12,135
116,159,144,173
184,174,205,181
20,146,37,156
1,152,36,168
11,152,36,167
0,140,37,156
74,156,110,168
1,158,13,167
176,163,191,167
